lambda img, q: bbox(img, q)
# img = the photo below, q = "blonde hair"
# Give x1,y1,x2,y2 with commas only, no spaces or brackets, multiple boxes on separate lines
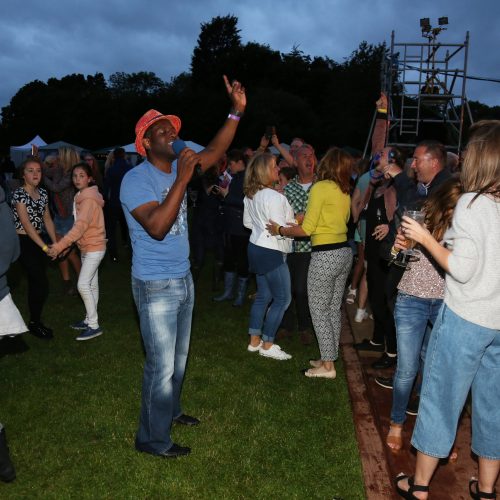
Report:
58,147,81,174
316,147,353,194
461,120,500,202
243,153,276,199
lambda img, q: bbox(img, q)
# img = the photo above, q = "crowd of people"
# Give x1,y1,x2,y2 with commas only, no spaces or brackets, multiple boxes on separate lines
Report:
0,79,499,499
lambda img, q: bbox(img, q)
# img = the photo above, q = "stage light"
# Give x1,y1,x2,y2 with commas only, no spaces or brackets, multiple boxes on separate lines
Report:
420,18,431,29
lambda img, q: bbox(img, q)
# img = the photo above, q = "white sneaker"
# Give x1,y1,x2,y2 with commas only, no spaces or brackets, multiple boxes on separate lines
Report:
345,286,357,304
259,344,292,360
247,340,263,352
354,308,369,323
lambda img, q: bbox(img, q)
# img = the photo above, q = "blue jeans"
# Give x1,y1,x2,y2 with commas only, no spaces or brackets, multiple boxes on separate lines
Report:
391,293,443,424
248,262,291,342
412,304,500,459
131,273,194,454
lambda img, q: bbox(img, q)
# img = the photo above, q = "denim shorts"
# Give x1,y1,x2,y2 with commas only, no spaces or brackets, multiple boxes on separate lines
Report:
54,215,74,236
411,304,500,459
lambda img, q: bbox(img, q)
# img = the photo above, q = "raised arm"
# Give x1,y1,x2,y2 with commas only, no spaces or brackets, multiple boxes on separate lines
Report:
371,92,389,156
197,75,247,170
271,134,295,166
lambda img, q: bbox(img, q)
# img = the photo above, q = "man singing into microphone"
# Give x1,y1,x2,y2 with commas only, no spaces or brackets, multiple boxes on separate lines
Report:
120,76,246,458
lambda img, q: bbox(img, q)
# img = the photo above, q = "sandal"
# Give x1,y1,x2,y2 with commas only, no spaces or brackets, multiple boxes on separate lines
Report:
386,422,403,451
395,474,429,499
346,287,357,304
469,478,497,499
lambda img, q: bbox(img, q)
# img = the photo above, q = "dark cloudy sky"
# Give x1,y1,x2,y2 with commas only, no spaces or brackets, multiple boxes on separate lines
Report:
1,0,499,112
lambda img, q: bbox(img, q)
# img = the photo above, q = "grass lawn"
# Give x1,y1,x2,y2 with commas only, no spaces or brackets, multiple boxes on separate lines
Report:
1,254,365,499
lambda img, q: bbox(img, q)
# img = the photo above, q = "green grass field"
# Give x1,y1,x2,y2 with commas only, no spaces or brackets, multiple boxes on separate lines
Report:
1,254,365,499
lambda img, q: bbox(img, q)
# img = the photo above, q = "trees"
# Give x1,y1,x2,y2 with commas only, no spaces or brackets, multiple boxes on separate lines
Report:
2,15,498,153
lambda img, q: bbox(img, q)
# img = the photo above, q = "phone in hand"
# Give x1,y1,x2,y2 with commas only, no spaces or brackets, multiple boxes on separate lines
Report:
265,125,276,139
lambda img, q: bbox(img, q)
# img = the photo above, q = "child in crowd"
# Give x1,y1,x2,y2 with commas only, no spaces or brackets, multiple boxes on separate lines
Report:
48,163,106,341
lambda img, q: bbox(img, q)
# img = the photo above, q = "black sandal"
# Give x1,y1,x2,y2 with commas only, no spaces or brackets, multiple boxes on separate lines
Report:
395,474,429,499
469,479,497,499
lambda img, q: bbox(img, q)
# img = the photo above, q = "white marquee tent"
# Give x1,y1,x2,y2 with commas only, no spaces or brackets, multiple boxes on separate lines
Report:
10,135,47,166
121,140,205,155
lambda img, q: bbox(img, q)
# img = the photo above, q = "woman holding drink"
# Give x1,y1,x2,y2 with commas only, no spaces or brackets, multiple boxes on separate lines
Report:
394,120,500,499
386,179,462,452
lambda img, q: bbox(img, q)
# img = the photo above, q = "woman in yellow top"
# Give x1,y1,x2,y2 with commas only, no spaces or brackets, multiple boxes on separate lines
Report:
268,147,353,378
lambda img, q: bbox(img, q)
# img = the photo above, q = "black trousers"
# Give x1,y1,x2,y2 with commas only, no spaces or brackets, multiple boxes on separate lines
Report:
281,252,312,332
222,234,249,277
18,235,49,323
366,252,397,355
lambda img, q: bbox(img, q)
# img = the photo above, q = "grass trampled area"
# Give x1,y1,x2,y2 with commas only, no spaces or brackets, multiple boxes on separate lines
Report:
1,255,365,499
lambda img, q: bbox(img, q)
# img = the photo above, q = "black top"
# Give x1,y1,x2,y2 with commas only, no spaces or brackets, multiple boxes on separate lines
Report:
222,170,249,237
11,187,49,232
393,167,452,209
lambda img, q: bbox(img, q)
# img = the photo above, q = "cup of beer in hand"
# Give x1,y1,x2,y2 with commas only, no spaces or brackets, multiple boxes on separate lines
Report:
402,209,425,259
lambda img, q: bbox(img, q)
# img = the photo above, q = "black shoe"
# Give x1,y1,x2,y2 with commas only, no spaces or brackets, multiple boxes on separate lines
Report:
160,443,191,458
371,353,397,369
375,376,393,389
173,414,200,426
406,396,420,416
353,338,384,352
0,428,16,483
137,442,191,459
28,322,53,340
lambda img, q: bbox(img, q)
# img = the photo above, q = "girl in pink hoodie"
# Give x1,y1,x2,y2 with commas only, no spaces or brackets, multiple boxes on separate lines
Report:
48,162,106,340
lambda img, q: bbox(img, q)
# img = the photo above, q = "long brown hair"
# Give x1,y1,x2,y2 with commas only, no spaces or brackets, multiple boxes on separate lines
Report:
422,177,463,241
461,120,500,203
243,153,276,199
315,147,352,194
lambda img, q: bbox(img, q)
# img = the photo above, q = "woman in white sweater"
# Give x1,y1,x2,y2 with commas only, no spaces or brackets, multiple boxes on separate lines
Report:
243,153,294,361
394,120,500,499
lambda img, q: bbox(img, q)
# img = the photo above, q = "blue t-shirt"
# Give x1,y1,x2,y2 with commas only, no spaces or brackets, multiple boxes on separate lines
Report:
120,160,190,280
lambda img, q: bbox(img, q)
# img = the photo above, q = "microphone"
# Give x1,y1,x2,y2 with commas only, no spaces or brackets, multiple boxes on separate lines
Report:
171,139,203,177
171,139,187,156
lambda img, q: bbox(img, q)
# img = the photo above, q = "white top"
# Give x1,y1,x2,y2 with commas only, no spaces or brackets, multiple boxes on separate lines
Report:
243,188,294,253
444,193,500,329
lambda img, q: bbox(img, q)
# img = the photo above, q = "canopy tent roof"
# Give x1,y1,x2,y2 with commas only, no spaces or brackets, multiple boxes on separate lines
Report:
11,135,47,150
39,141,86,153
10,135,48,166
117,140,205,155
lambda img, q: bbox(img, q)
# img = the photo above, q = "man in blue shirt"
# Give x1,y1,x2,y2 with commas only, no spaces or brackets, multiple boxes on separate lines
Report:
120,76,246,458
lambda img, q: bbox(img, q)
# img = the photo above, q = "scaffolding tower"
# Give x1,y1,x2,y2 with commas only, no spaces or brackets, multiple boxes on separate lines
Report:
368,27,472,154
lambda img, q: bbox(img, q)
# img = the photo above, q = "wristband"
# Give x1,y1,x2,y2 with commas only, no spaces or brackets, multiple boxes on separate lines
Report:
42,244,48,253
377,108,388,113
229,109,244,117
228,113,241,122
278,226,284,237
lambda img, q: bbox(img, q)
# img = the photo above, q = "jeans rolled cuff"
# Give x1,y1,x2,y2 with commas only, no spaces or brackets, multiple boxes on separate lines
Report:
261,335,275,343
410,438,449,459
248,328,261,336
471,447,500,461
